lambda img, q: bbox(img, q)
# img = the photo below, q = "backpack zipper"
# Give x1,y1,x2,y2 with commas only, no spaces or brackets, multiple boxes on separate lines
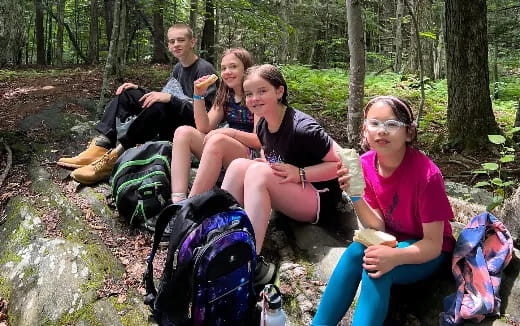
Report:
115,171,167,205
112,154,171,182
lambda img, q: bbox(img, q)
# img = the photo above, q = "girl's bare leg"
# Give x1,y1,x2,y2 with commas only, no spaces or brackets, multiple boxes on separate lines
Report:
170,126,204,202
189,133,250,197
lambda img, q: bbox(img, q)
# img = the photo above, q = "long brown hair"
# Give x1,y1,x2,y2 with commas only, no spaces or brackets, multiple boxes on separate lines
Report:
214,48,254,109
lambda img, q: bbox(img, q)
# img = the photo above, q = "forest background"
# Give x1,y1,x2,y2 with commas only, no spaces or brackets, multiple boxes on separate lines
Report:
0,0,519,208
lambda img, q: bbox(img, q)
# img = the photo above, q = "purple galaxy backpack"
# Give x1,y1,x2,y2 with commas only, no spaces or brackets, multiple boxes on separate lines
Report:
143,188,257,325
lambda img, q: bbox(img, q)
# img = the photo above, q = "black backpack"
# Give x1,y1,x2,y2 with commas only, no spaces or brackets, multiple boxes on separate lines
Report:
143,188,258,326
109,141,172,230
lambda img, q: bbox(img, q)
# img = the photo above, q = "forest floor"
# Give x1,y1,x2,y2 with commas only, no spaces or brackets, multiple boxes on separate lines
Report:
0,65,518,325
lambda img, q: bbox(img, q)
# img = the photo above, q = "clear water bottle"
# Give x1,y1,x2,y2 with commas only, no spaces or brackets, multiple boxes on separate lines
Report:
336,148,365,202
260,284,286,326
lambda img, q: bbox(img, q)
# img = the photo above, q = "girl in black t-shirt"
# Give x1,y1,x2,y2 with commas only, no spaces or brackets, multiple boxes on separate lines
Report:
222,64,341,256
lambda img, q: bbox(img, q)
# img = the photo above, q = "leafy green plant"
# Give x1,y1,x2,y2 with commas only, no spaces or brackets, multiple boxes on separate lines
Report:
472,130,520,211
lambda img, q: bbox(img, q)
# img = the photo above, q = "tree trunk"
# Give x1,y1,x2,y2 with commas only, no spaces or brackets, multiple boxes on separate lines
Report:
404,0,425,124
346,0,365,148
97,0,123,115
104,0,114,43
433,10,445,79
200,0,215,65
46,6,53,65
88,0,100,64
394,0,404,73
189,0,198,35
278,0,289,64
445,0,499,152
56,0,65,66
0,0,26,67
514,99,520,143
115,0,127,81
46,4,88,63
34,0,45,65
151,0,169,63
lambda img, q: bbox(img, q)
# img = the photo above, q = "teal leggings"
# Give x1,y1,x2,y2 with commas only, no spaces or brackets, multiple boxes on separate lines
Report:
311,240,448,326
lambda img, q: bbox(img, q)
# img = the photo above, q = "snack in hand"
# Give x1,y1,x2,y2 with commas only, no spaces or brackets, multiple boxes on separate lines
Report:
195,74,219,89
353,229,397,247
336,147,365,198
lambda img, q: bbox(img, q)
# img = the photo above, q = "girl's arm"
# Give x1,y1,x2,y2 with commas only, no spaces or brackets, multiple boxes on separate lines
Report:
352,200,385,230
389,221,444,264
362,221,444,278
193,76,223,133
337,158,385,230
302,145,340,182
272,145,339,185
231,114,261,149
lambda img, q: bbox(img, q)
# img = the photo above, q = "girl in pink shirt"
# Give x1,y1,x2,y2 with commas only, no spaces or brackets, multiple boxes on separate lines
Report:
312,96,455,326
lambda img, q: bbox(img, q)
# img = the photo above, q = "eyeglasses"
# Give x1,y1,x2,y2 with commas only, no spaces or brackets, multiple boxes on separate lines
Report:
365,118,408,133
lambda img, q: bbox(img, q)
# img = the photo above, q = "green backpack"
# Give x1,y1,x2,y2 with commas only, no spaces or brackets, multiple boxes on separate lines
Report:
110,141,172,230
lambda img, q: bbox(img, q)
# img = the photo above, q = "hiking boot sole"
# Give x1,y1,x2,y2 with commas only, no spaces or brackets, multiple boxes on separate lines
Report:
57,161,87,169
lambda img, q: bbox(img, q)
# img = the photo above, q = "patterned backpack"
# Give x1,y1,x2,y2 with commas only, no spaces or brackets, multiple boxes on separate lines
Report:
143,188,257,325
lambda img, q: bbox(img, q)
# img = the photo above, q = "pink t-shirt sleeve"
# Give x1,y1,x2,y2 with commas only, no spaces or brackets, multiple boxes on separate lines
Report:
418,172,454,223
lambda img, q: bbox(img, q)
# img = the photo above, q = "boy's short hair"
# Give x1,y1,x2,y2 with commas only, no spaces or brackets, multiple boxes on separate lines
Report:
169,23,194,39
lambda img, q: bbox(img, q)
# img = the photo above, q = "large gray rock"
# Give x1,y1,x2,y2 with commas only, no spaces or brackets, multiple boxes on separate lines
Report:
496,186,520,244
0,161,153,325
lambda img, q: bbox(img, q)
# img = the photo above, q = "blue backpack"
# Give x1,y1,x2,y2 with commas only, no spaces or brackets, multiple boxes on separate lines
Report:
143,188,257,326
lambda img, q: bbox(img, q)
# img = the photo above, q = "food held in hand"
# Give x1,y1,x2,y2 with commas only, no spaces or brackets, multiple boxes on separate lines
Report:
336,148,365,198
195,74,218,89
353,228,397,247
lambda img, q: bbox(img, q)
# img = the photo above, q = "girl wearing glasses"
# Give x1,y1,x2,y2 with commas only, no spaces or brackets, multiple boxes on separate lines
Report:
312,96,455,326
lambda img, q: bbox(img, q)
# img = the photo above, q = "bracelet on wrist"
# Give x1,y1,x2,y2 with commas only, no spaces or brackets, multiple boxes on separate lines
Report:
193,94,204,100
299,167,306,189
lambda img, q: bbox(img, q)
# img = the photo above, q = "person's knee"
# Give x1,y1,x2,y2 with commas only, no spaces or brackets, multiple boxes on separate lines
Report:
203,133,231,156
343,241,366,263
244,162,271,187
173,125,197,142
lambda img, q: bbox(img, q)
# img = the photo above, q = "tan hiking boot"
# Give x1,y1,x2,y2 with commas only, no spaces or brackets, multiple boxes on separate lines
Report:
70,149,120,185
57,139,109,169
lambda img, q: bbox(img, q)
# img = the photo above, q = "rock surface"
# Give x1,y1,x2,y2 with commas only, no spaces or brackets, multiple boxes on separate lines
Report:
0,107,518,326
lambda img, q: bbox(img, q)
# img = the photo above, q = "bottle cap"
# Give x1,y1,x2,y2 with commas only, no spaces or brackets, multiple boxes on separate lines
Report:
262,284,282,310
266,292,282,310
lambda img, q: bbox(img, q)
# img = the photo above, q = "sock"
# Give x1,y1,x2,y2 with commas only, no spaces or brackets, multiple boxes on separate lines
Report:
94,134,113,149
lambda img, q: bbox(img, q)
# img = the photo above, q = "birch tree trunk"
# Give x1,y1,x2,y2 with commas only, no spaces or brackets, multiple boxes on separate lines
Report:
97,0,123,115
394,0,404,73
346,0,365,148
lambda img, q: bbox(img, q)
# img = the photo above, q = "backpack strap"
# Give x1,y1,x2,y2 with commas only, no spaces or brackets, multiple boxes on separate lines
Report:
143,203,181,305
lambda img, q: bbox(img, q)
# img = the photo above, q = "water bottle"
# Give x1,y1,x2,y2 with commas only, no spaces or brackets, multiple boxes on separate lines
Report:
260,284,286,326
336,148,365,202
